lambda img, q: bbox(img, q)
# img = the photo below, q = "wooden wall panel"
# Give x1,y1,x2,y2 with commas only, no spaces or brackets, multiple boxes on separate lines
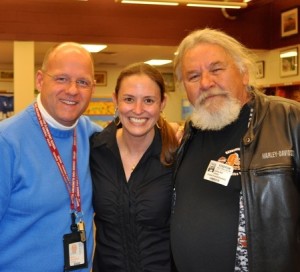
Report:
0,0,298,49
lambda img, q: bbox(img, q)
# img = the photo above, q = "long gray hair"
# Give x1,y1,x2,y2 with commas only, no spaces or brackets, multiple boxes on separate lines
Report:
174,28,256,84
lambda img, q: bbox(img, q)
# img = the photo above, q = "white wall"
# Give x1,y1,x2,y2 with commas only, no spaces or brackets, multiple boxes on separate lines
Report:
254,44,300,86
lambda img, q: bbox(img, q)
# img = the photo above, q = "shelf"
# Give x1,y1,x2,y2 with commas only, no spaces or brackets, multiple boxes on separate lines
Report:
0,90,13,96
259,82,300,102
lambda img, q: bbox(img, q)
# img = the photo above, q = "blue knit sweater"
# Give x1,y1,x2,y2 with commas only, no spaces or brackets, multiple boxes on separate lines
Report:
0,104,101,271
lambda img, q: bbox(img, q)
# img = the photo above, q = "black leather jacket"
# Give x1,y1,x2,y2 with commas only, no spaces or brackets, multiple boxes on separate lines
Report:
173,89,300,272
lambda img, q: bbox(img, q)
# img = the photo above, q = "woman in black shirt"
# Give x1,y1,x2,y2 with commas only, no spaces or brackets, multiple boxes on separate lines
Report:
90,62,179,272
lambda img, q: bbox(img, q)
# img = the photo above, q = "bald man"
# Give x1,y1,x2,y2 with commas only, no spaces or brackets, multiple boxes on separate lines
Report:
0,43,102,271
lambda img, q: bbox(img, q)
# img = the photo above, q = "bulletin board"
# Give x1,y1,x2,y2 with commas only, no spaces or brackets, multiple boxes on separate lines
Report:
181,98,193,120
84,97,114,128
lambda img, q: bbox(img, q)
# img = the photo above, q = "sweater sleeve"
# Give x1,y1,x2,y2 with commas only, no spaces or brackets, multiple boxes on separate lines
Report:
0,135,15,221
81,115,103,136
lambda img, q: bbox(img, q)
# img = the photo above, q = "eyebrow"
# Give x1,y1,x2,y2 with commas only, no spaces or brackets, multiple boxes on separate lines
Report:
185,61,227,73
209,61,227,68
186,58,228,76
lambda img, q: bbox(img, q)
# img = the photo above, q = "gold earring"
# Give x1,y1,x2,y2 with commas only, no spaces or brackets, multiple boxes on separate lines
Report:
114,108,121,126
156,113,165,129
161,111,166,121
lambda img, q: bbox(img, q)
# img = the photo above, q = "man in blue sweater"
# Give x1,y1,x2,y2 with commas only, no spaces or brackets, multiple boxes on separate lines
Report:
0,42,101,271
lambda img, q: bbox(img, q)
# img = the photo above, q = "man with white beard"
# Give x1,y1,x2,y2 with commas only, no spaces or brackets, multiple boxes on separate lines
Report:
170,28,300,272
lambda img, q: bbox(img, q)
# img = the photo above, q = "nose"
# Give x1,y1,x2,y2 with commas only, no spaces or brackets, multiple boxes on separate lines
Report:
65,80,80,95
132,100,144,114
199,71,215,90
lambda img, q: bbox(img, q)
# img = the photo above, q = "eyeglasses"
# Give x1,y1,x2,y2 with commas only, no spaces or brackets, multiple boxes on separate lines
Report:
43,71,93,90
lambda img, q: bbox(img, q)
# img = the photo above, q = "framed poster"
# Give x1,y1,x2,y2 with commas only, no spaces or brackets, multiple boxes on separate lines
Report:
94,71,107,86
281,7,298,37
256,61,265,79
280,47,298,77
181,98,192,120
84,97,114,127
162,73,175,92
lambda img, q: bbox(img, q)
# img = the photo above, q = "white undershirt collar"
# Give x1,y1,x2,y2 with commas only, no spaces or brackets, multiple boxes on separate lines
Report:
36,94,78,131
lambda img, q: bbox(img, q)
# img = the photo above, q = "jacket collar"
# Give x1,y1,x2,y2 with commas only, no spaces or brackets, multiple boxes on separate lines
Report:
242,88,270,145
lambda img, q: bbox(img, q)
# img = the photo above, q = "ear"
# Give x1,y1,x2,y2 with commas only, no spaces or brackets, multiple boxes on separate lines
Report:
242,69,249,85
112,92,118,108
35,70,44,93
91,79,97,94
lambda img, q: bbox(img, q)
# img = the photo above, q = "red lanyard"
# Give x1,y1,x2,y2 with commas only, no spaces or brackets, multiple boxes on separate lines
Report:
34,103,82,212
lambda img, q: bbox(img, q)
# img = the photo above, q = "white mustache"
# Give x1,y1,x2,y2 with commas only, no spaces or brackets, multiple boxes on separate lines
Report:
197,88,229,105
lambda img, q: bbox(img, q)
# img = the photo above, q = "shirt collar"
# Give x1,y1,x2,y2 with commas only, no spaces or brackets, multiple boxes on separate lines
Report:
36,94,78,131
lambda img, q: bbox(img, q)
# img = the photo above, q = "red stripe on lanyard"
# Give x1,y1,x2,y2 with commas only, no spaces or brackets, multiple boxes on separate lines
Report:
34,103,81,212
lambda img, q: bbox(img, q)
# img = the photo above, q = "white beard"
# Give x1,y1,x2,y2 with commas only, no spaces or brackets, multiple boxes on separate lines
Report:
190,88,242,131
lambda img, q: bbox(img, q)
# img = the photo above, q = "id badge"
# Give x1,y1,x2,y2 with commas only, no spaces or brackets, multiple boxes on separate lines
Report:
63,232,88,271
204,160,233,186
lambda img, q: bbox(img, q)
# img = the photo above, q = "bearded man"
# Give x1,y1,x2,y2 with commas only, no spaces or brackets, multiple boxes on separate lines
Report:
170,28,300,272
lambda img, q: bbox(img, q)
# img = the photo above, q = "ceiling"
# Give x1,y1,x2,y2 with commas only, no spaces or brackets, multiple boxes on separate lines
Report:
0,0,298,70
0,41,178,69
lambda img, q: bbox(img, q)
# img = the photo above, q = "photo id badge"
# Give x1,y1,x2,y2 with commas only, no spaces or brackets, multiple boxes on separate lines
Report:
204,160,234,186
63,232,88,271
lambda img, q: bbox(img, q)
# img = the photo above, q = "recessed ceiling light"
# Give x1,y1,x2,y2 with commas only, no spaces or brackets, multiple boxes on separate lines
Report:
144,59,172,66
81,44,107,53
121,0,178,6
117,0,247,9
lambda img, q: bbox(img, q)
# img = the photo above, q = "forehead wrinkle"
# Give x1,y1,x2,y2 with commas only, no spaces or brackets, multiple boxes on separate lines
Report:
185,60,227,74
